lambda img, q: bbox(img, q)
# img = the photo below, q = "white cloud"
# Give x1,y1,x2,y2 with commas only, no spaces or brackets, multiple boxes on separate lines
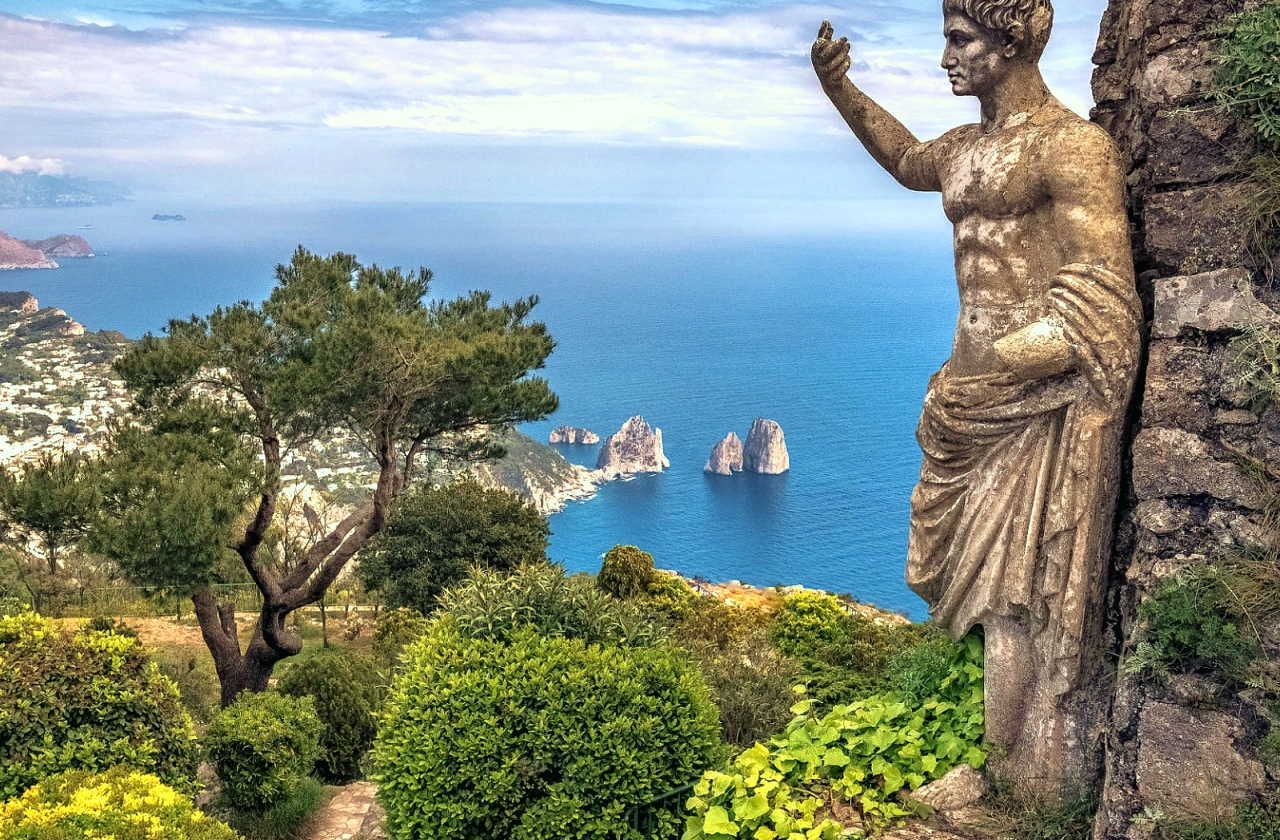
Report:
0,154,65,175
0,5,1100,159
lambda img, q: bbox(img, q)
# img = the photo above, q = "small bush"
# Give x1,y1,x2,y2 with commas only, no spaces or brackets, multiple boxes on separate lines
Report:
638,571,703,624
1156,801,1280,840
372,619,722,840
153,650,222,725
684,633,986,837
0,612,198,799
0,767,238,840
1215,3,1280,148
1125,567,1260,685
222,777,329,840
597,544,657,599
437,562,661,647
357,478,549,613
206,691,323,812
372,606,431,667
277,647,388,783
768,591,850,658
83,614,139,637
689,630,800,749
885,628,963,706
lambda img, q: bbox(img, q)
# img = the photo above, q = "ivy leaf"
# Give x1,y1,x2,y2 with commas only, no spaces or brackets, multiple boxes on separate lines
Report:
703,805,740,836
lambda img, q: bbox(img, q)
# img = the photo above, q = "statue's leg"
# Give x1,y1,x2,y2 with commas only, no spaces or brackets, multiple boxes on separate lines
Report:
980,617,1036,752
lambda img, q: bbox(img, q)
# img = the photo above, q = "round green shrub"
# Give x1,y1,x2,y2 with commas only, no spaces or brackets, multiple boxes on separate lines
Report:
0,612,199,800
768,591,851,658
277,647,387,783
372,607,431,667
371,619,722,840
438,562,661,647
205,691,322,812
0,767,239,840
358,478,550,613
597,544,657,600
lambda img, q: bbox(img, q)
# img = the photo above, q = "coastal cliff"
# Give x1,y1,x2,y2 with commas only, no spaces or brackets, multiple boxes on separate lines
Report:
1093,0,1280,835
21,234,94,259
743,418,789,474
0,232,56,270
596,415,669,479
705,432,744,475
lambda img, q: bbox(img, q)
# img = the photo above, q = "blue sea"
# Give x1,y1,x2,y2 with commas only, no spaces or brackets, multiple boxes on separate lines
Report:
0,199,959,619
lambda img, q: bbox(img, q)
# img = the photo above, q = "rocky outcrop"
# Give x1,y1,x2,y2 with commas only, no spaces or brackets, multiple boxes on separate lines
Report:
549,425,599,445
468,429,602,515
0,232,56,270
1093,1,1280,835
743,418,789,474
21,234,93,259
0,292,39,314
595,416,669,479
704,432,744,475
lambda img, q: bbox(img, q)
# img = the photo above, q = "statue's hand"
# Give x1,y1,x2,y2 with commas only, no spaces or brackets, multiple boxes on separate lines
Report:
812,20,851,90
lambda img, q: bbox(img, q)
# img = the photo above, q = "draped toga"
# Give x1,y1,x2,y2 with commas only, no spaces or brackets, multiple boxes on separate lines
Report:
907,263,1141,695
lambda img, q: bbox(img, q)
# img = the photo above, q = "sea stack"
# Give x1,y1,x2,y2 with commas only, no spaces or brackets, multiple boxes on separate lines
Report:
704,432,744,475
596,416,669,479
743,418,789,474
549,425,600,445
0,232,57,270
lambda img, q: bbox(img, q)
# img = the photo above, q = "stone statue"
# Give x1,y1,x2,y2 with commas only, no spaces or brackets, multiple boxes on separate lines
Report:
813,0,1141,789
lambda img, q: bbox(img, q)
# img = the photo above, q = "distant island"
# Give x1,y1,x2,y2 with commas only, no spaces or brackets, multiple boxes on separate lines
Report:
549,425,599,445
0,171,127,208
152,214,186,222
0,231,94,270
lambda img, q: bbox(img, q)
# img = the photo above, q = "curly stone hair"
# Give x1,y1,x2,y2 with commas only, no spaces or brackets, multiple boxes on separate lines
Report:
943,0,1054,60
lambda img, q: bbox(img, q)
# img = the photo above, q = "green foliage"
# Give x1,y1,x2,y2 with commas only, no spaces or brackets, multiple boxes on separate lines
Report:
0,767,239,840
205,691,323,812
372,618,722,840
0,612,198,800
639,571,703,624
1155,801,1280,840
769,592,934,707
437,562,661,647
884,629,963,706
1215,3,1280,149
221,777,328,840
372,606,431,666
598,544,658,600
358,478,549,613
82,614,139,638
768,592,849,658
1124,566,1261,685
983,782,1096,840
683,633,985,838
1227,322,1280,411
277,647,387,783
153,649,222,725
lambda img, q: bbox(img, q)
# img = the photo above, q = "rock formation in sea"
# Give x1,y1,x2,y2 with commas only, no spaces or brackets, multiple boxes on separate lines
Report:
549,425,600,445
704,432,744,475
0,232,57,270
21,234,94,259
595,416,669,479
743,418,789,474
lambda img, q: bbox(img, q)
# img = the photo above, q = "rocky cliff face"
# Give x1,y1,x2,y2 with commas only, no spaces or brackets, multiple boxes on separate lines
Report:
705,432,744,475
22,234,94,259
549,425,600,445
743,419,789,474
0,232,56,270
1093,1,1279,836
596,415,669,479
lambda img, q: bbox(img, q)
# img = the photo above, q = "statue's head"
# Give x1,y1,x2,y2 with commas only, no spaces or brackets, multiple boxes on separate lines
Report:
940,0,1053,96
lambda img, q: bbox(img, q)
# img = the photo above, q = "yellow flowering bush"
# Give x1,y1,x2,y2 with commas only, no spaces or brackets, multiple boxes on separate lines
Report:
0,767,239,839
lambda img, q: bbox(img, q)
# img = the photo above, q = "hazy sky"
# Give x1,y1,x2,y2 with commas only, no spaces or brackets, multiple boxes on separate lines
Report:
0,0,1109,206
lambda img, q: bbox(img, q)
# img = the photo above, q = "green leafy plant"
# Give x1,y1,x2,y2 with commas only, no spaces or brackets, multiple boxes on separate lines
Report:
0,767,239,840
1215,3,1280,148
598,544,658,599
683,633,986,838
768,592,850,658
884,629,965,706
205,691,323,812
152,649,222,725
437,562,661,647
1123,566,1261,685
371,618,722,840
358,478,550,614
277,647,388,783
0,612,198,799
640,571,704,624
1227,322,1280,411
372,606,431,667
221,777,329,840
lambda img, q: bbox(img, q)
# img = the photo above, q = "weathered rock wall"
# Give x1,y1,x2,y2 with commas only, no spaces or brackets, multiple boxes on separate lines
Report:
1092,1,1279,836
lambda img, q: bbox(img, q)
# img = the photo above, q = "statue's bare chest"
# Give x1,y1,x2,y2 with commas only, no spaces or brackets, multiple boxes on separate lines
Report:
939,127,1046,224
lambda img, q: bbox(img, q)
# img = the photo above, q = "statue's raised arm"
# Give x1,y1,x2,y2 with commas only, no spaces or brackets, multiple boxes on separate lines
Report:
817,0,1142,795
